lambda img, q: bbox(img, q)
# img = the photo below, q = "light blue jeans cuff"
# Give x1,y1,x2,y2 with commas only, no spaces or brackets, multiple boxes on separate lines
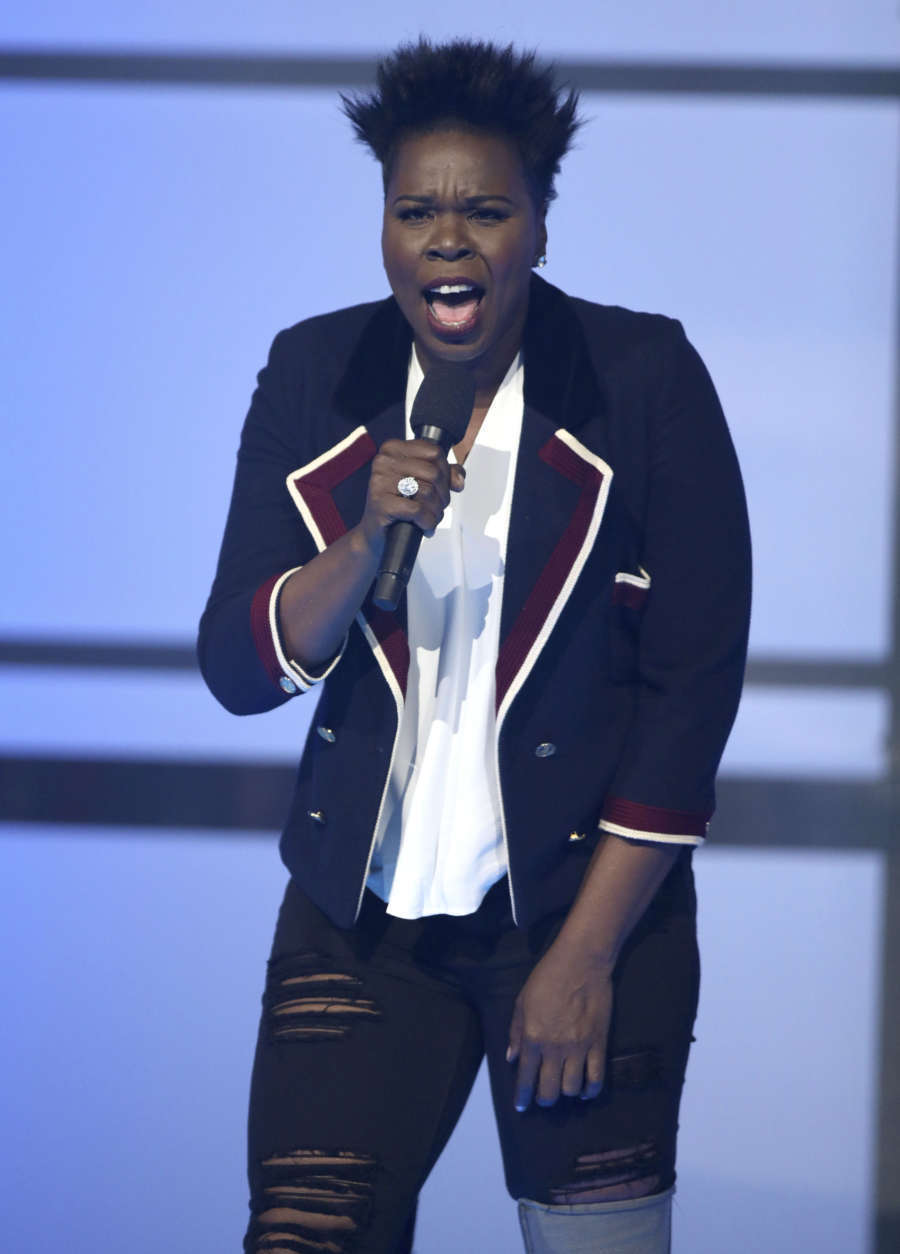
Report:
517,1184,674,1254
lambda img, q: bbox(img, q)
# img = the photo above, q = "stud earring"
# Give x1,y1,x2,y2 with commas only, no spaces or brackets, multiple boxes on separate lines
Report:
534,254,548,268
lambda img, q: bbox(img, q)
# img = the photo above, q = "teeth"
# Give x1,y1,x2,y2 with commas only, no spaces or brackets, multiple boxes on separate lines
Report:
429,284,476,295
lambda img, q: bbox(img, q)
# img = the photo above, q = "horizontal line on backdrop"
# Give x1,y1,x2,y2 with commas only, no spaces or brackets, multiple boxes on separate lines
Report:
0,755,892,847
0,638,200,670
0,636,890,689
1,49,898,97
744,658,892,688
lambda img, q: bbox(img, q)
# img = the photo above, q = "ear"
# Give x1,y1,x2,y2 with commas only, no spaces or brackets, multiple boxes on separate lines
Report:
535,213,548,263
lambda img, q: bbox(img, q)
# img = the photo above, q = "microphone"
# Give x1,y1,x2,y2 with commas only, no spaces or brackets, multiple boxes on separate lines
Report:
372,362,475,612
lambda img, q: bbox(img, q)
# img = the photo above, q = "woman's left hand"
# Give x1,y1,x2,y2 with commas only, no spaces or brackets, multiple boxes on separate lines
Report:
506,939,614,1111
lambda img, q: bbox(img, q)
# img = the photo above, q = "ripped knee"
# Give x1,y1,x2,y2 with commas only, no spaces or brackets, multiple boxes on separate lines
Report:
548,1141,663,1205
248,1149,376,1253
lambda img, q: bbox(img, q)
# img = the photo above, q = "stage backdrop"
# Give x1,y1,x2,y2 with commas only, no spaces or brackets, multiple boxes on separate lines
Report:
1,4,897,1252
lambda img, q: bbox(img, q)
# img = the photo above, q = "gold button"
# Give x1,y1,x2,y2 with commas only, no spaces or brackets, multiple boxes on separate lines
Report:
568,831,586,842
534,742,557,758
307,809,326,825
316,726,336,743
279,675,298,695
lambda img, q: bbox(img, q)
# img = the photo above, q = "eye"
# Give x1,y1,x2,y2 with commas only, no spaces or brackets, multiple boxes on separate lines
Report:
396,207,431,223
469,208,507,223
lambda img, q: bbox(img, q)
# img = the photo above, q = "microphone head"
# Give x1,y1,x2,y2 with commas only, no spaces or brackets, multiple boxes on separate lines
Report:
410,362,475,448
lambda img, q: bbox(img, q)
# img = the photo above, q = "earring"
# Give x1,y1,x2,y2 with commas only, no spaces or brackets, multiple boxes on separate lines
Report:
534,254,548,268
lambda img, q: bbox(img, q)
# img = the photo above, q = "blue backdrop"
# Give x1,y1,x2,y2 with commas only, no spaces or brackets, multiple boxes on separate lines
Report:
1,4,896,1251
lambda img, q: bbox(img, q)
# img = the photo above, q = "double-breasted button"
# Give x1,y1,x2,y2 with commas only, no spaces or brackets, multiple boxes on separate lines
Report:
279,675,298,695
568,831,586,842
307,809,326,825
316,726,337,743
534,742,557,758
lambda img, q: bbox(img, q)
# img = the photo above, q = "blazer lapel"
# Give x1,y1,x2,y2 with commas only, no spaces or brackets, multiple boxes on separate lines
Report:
285,298,412,702
496,278,614,724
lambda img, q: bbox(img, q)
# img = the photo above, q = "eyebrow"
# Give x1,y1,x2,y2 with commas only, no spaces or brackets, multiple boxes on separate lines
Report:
391,193,517,207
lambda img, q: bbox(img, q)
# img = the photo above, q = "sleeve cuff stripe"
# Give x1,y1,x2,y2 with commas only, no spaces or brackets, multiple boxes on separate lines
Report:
268,567,312,692
601,796,711,837
252,569,350,696
598,819,705,847
282,634,348,688
250,572,295,693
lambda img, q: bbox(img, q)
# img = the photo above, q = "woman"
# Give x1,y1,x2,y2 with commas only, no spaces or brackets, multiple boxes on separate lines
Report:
199,38,751,1254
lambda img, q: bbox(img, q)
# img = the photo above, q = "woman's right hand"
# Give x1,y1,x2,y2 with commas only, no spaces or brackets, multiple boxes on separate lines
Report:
278,437,465,671
357,438,466,554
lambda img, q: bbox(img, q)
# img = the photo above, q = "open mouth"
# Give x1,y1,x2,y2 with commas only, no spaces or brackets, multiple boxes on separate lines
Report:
423,282,484,333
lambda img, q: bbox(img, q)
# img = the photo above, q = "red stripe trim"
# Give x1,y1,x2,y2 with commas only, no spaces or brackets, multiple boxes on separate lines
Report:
601,796,711,838
612,582,648,609
289,430,409,699
363,606,409,697
250,572,287,692
495,435,605,712
289,432,378,547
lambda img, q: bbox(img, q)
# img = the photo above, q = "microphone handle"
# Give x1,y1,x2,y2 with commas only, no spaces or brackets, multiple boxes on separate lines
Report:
372,520,424,612
371,423,456,612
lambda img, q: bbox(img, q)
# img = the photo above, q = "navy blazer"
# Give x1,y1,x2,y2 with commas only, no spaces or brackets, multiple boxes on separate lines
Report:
198,276,751,928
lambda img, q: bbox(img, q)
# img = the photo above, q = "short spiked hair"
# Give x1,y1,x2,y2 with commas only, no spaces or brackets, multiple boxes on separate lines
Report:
341,38,581,208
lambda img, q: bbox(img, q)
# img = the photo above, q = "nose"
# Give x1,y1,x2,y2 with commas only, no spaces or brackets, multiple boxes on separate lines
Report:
424,213,474,261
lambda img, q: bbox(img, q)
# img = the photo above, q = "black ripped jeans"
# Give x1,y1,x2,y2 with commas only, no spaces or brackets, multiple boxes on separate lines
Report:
244,858,699,1254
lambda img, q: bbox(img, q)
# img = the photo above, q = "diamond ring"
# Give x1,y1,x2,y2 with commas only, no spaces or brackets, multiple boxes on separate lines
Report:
397,476,420,498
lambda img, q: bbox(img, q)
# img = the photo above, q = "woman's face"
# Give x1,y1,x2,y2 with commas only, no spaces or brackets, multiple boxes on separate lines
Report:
381,128,546,394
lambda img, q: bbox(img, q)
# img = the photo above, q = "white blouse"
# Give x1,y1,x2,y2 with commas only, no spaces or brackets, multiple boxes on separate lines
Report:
366,348,524,918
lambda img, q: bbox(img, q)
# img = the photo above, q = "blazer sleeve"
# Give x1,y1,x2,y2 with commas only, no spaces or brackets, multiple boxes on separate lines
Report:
197,329,345,716
599,322,751,845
